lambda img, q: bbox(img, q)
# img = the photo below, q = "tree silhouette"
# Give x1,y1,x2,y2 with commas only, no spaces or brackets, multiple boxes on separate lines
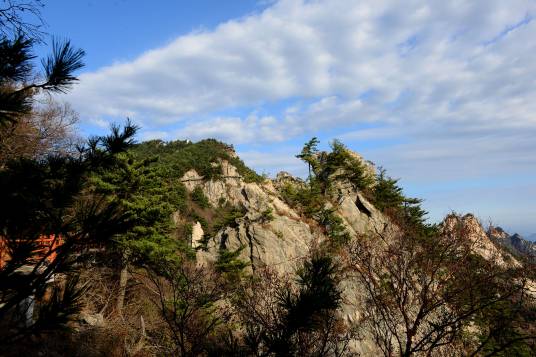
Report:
0,3,141,340
0,121,139,340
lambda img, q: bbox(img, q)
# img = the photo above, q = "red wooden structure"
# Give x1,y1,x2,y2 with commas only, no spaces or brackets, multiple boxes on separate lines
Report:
0,234,63,268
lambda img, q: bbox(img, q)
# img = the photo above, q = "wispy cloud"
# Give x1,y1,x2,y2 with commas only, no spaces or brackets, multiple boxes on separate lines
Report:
60,0,536,230
67,0,536,134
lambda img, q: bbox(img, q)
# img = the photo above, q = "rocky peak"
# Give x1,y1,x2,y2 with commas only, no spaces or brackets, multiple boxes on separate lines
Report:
442,214,519,266
272,171,305,190
221,143,238,158
274,171,302,183
488,225,510,240
273,171,304,184
179,158,387,274
344,149,376,178
316,148,376,182
167,143,533,356
507,234,536,260
485,226,536,262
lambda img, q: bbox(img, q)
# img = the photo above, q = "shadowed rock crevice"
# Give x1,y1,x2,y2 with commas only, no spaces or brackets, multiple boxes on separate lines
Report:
355,195,372,217
244,223,257,273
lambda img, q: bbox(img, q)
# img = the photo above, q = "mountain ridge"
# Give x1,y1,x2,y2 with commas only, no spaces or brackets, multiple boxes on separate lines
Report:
488,226,536,262
119,138,532,355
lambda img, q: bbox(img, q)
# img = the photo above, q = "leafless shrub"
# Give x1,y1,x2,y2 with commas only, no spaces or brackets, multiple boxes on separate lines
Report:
142,260,232,356
347,215,535,356
233,264,358,356
0,0,46,41
0,98,81,165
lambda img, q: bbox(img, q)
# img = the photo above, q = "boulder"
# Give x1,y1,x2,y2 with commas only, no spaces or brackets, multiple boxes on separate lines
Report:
80,312,104,327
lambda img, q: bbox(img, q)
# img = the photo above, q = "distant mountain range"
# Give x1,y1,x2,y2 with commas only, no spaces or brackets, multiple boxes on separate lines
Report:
488,226,536,261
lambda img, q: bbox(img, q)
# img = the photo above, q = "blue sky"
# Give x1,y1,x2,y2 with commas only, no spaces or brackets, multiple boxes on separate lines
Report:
35,1,269,71
35,0,536,237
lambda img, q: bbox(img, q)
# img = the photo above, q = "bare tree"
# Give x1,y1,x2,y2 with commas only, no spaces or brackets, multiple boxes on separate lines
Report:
347,217,535,356
233,260,357,356
0,98,80,165
143,260,232,356
0,0,46,41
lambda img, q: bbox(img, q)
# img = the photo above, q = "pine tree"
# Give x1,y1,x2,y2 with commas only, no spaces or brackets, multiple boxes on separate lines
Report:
90,148,194,315
296,137,320,181
372,167,429,230
1,36,84,126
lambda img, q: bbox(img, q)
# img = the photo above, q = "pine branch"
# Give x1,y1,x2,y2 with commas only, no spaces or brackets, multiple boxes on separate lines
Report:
40,38,85,92
0,35,34,84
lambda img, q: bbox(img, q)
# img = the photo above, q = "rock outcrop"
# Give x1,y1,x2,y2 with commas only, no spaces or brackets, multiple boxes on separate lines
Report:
176,149,523,355
442,214,520,267
488,226,536,261
181,156,388,275
488,226,510,240
178,155,389,355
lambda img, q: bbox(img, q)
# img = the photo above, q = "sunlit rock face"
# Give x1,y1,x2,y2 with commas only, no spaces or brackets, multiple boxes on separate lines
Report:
176,150,391,355
180,151,388,274
488,225,510,240
442,214,520,267
177,149,523,355
488,225,536,262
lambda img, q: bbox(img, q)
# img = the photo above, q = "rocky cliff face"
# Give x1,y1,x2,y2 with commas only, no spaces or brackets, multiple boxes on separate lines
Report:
181,152,516,273
488,226,536,262
488,226,510,240
442,214,520,267
176,147,522,355
181,158,387,275
178,153,390,355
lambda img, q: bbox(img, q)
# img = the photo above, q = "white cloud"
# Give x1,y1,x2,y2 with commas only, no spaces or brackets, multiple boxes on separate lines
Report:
239,149,306,177
66,0,536,133
140,130,171,141
60,0,536,231
338,126,402,141
86,117,110,129
172,114,287,144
